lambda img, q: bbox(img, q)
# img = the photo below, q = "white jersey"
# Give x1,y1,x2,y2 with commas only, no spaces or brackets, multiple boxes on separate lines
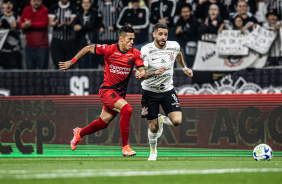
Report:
141,41,180,93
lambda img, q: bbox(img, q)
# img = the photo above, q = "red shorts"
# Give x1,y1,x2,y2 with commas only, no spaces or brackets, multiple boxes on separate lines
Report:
99,89,125,116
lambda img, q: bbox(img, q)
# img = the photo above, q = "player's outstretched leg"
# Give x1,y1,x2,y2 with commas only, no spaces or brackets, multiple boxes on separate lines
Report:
119,104,136,157
70,117,109,151
148,129,158,161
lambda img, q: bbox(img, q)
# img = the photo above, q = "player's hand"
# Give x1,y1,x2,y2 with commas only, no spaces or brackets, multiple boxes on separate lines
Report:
184,68,193,77
155,67,166,75
134,68,145,79
59,61,73,72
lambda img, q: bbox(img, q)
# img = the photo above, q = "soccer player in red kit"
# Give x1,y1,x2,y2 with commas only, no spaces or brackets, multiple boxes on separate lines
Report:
59,26,165,157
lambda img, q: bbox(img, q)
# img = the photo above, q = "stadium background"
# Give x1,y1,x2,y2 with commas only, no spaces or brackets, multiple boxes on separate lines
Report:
0,0,282,158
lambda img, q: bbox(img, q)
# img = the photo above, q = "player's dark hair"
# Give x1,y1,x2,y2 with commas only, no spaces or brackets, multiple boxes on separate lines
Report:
154,23,168,32
118,26,135,37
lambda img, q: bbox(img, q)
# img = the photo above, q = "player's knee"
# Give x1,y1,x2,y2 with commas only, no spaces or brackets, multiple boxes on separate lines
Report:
172,119,182,126
149,123,159,133
120,104,132,116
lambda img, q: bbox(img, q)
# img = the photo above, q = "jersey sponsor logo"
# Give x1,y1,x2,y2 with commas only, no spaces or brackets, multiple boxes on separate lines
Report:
152,58,157,61
153,73,170,79
168,53,174,61
159,84,165,90
148,85,159,89
172,102,180,107
148,84,165,91
167,48,176,51
114,52,121,55
109,64,131,75
149,49,157,54
141,107,148,116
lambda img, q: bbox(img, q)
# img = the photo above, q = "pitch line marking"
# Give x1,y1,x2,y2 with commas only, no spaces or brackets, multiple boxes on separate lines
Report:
1,168,282,179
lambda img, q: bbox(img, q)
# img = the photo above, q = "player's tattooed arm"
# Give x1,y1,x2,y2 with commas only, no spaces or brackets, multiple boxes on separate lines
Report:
134,67,166,80
176,51,193,77
59,45,95,71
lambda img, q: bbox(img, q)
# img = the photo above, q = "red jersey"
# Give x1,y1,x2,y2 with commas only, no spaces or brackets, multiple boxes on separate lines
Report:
95,44,144,96
18,5,49,48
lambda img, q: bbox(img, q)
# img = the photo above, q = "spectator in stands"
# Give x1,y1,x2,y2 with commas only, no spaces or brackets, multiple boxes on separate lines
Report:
48,0,77,69
97,0,123,45
195,0,228,22
176,0,198,15
255,0,268,23
267,0,282,20
19,0,49,69
0,0,22,69
198,4,223,42
150,0,177,41
230,0,258,15
263,9,282,66
175,3,198,67
96,0,123,68
231,0,258,26
231,14,256,33
71,0,100,68
117,0,149,50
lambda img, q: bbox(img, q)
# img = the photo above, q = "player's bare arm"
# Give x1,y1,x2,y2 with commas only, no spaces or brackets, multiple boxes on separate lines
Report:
134,67,166,80
176,51,193,77
59,45,96,71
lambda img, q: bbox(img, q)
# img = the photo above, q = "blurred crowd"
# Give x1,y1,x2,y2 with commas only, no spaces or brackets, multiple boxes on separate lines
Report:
0,0,281,70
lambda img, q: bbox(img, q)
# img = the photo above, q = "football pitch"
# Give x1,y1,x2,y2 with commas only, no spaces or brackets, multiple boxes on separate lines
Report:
1,145,282,184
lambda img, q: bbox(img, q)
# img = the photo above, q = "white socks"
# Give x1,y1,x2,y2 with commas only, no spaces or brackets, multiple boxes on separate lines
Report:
148,129,157,152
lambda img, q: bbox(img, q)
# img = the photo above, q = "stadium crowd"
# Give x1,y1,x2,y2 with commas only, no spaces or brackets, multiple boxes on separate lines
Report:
0,0,282,70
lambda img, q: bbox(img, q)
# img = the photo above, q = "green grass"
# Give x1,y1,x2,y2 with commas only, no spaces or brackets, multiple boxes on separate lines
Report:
1,157,282,184
2,143,282,157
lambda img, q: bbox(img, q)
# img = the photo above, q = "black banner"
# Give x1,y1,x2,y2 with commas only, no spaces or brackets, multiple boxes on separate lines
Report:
0,68,281,96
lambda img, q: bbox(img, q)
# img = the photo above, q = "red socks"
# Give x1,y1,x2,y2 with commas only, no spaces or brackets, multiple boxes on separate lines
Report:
79,104,132,147
80,117,108,137
119,104,132,147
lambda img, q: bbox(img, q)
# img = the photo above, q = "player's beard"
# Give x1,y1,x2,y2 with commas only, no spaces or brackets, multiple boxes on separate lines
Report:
155,38,166,47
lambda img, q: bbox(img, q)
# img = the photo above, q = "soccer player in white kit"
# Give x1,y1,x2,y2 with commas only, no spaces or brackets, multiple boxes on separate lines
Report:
135,23,193,161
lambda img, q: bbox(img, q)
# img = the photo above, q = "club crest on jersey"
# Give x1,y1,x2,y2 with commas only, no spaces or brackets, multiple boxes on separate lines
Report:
168,53,174,61
127,58,133,65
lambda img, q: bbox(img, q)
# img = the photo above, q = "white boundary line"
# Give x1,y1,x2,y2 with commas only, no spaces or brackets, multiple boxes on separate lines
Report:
1,168,282,179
